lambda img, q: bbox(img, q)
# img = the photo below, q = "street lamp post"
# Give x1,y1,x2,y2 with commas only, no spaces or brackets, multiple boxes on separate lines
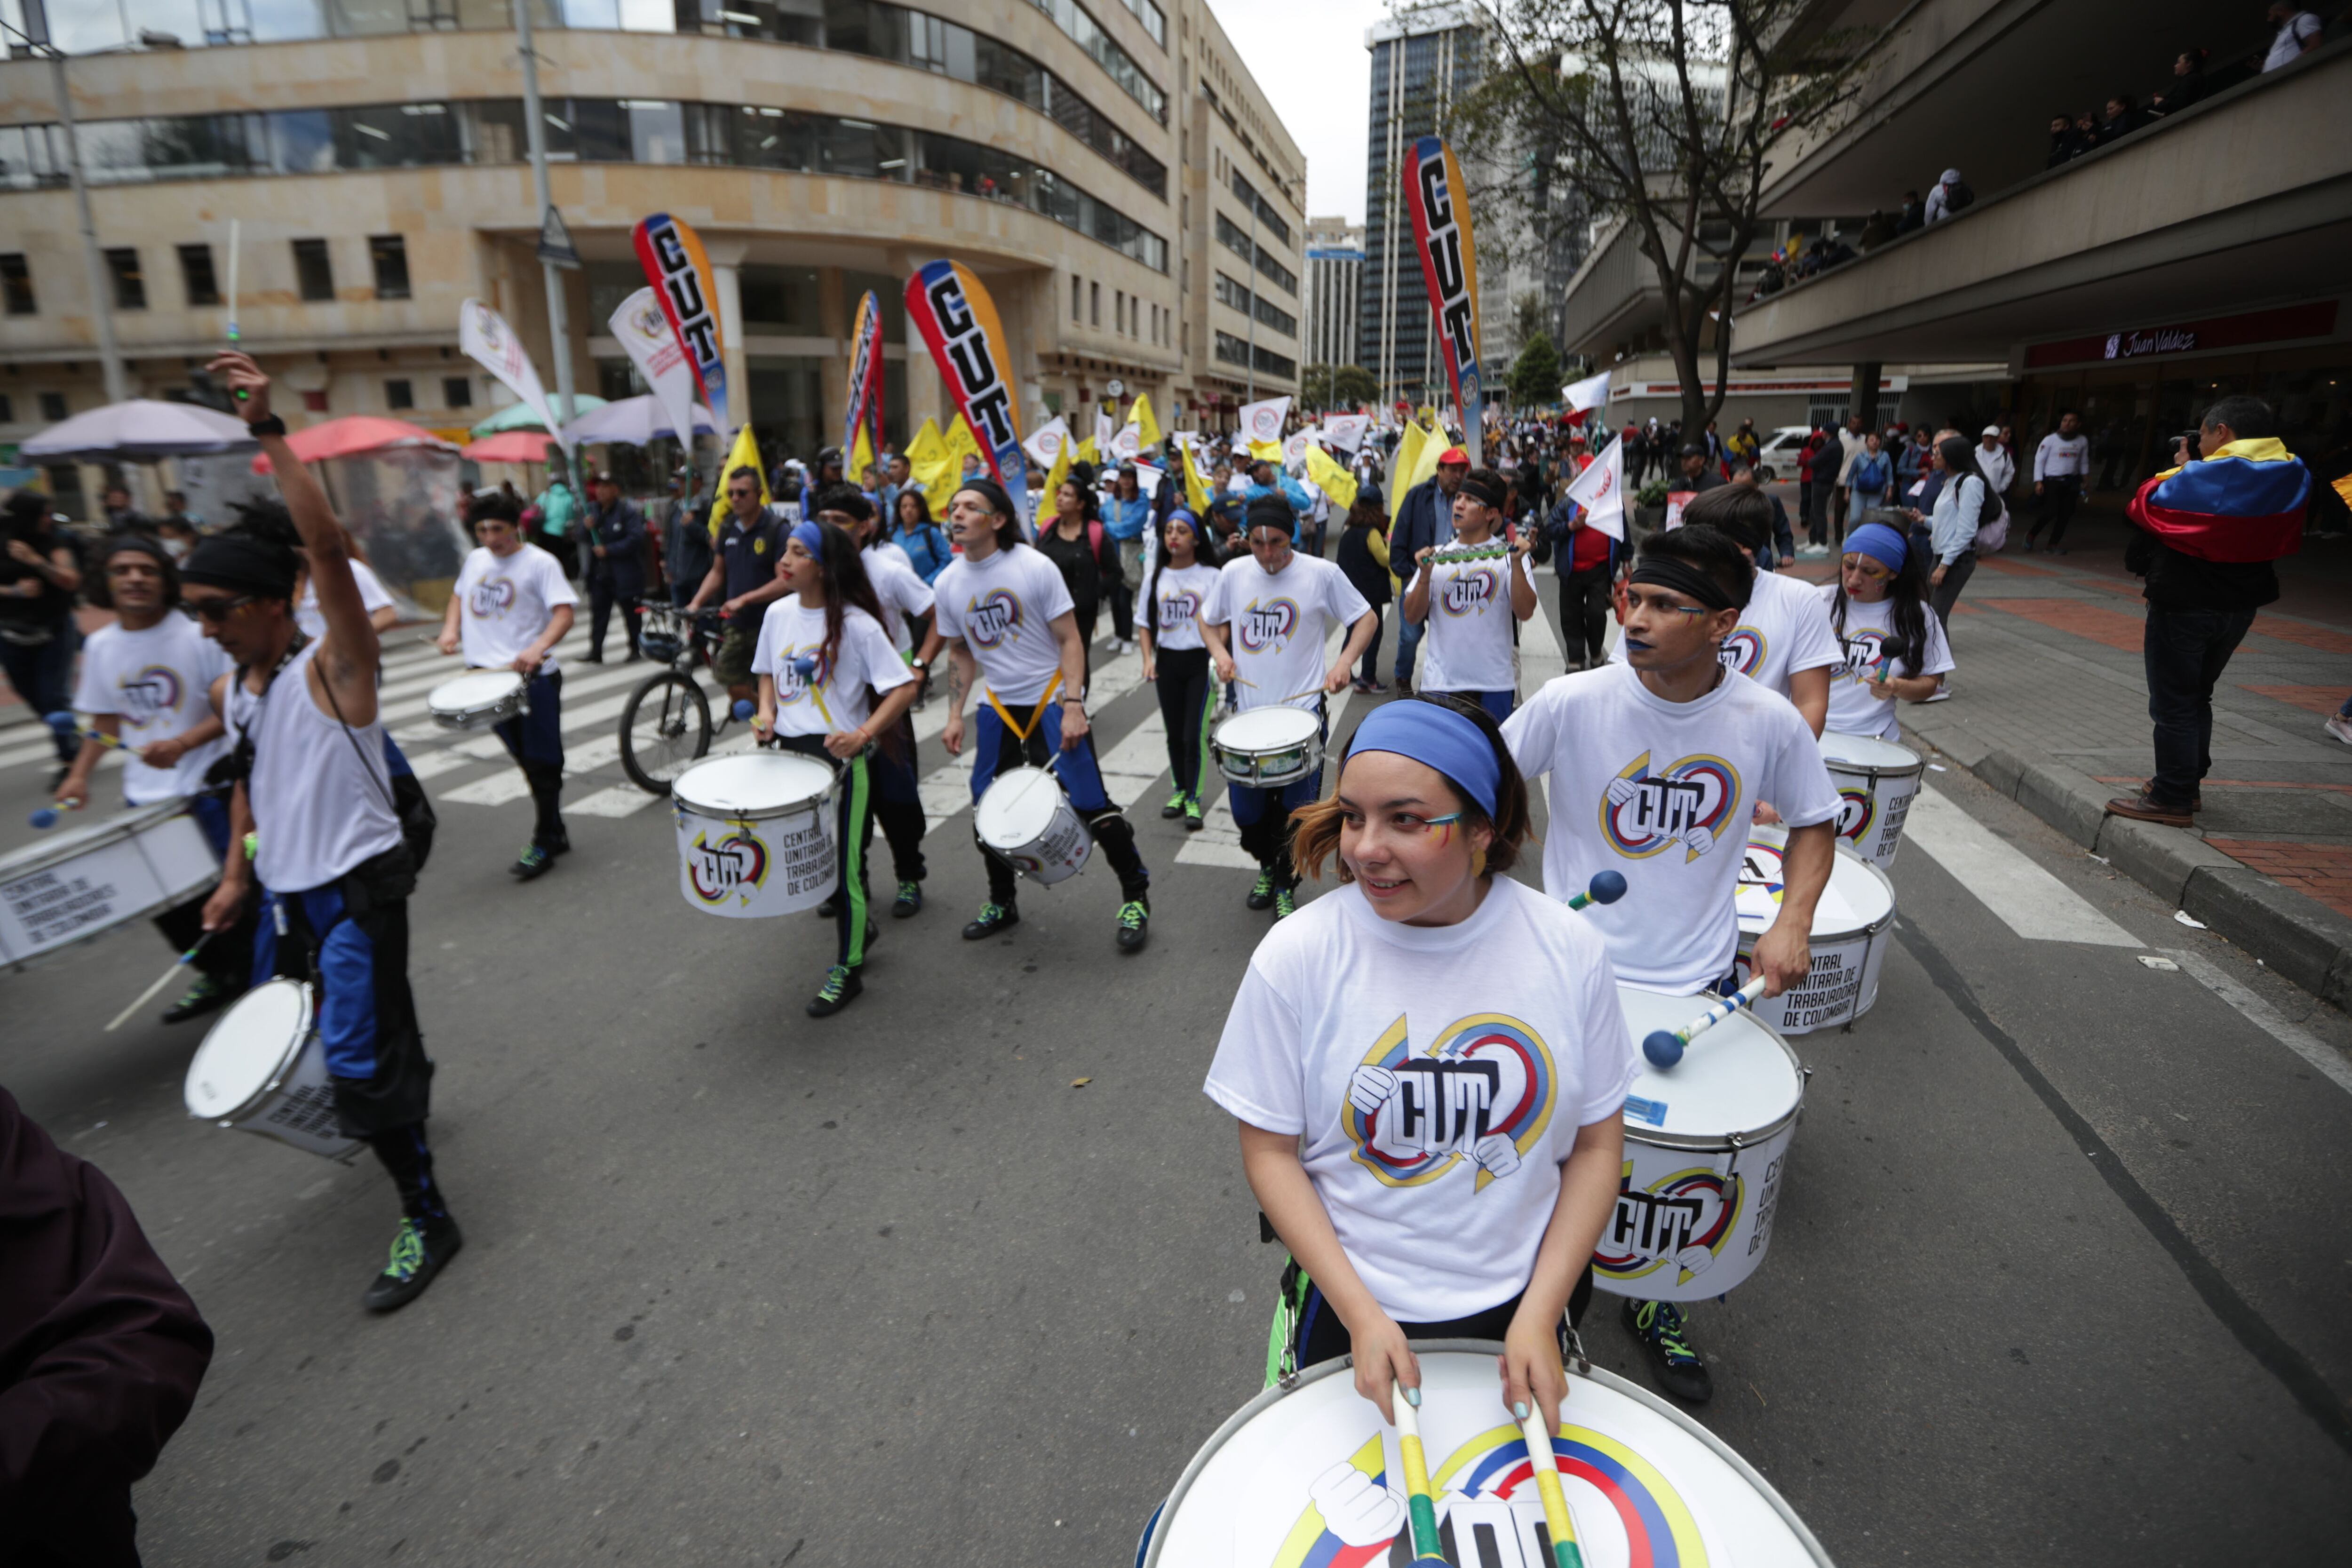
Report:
33,40,128,406
513,0,577,471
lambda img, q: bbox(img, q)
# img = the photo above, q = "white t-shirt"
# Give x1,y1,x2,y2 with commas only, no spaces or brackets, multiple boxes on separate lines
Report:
295,558,395,639
1203,553,1370,714
1203,876,1636,1323
750,597,913,737
1501,662,1843,994
864,538,914,575
2266,9,2321,69
862,550,936,655
1413,548,1532,695
72,615,233,805
931,545,1075,705
453,543,577,674
1608,563,1839,699
1818,584,1956,740
1144,562,1220,653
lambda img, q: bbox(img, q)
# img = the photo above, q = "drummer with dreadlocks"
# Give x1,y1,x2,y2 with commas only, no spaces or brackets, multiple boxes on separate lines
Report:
191,350,461,1313
913,477,1152,951
750,517,922,1017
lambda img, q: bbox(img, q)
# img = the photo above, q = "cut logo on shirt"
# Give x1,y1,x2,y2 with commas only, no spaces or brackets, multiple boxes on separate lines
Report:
119,664,184,723
1157,589,1202,628
1343,1011,1557,1191
1717,624,1767,674
1601,750,1742,862
468,576,518,618
1237,597,1301,653
964,588,1024,648
1833,628,1890,682
1439,565,1502,616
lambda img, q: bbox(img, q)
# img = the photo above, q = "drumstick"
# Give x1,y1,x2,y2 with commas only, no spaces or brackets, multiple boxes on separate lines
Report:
1642,977,1770,1068
106,932,217,1033
1517,1404,1587,1568
1391,1382,1450,1568
1564,871,1626,911
29,799,80,829
787,656,836,727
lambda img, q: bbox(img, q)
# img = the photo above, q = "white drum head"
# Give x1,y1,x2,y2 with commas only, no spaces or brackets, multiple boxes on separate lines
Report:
975,768,1068,844
1617,984,1803,1142
1220,705,1319,748
186,980,313,1120
431,669,524,706
1819,731,1920,773
1735,831,1896,937
674,753,835,818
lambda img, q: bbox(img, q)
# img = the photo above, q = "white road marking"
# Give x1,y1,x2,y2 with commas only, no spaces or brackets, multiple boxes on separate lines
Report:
1902,787,2140,946
2161,947,2352,1100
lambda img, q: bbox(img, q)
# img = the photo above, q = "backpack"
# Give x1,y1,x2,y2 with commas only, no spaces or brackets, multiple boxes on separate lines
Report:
1945,179,1975,213
1971,474,2009,553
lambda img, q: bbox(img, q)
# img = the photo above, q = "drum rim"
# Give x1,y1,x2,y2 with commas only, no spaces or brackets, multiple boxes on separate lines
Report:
975,765,1077,844
186,978,317,1123
429,669,527,704
1216,706,1323,748
1622,999,1807,1151
1739,844,1897,943
1138,1339,1834,1568
671,752,840,820
1817,732,1923,778
0,796,194,882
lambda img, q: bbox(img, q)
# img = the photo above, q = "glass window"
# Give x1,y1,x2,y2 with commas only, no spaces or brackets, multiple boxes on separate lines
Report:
819,118,903,179
674,0,821,42
0,254,36,315
179,243,221,306
444,376,474,407
0,394,10,423
1025,0,1164,122
620,99,687,163
268,110,338,174
293,238,335,302
0,124,61,191
39,393,70,423
336,103,461,168
105,248,147,310
567,98,631,162
370,234,411,300
586,261,646,326
386,379,415,410
738,265,823,333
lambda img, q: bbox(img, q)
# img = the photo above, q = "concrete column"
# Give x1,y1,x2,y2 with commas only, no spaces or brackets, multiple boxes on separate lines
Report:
1851,361,1882,428
706,239,751,433
818,267,849,443
891,246,944,430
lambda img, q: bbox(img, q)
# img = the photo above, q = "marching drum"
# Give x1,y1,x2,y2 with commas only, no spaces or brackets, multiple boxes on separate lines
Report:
1598,985,1806,1303
1138,1345,1832,1568
670,753,839,917
0,798,217,971
1733,826,1897,1035
974,766,1091,885
1211,705,1324,789
183,980,361,1160
1818,732,1924,868
426,669,528,731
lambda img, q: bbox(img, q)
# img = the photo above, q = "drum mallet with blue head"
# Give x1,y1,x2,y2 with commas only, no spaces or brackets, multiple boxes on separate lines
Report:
1516,1402,1587,1568
106,931,218,1032
1564,871,1626,912
1391,1382,1451,1568
30,720,124,827
1643,977,1771,1068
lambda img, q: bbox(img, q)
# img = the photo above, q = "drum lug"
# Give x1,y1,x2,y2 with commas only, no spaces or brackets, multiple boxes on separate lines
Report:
1563,1324,1592,1378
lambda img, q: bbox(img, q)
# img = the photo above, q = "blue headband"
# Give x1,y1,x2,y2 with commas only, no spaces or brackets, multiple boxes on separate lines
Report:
1166,508,1200,540
1844,521,1907,575
789,519,826,559
1345,701,1501,818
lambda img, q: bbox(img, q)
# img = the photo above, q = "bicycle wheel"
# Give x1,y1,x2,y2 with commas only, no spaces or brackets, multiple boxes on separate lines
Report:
619,670,712,794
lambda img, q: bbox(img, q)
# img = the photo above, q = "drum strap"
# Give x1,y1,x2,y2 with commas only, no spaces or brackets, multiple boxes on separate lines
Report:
984,670,1062,742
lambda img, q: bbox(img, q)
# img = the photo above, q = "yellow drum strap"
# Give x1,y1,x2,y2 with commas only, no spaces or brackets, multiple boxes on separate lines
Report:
984,670,1063,742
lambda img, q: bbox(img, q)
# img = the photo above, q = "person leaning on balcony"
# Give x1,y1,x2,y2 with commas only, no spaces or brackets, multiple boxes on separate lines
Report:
2150,48,2211,116
2106,395,2309,828
2263,3,2323,71
2046,113,2090,167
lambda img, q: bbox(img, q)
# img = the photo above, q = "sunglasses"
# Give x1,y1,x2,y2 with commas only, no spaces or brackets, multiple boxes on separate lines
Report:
181,594,257,623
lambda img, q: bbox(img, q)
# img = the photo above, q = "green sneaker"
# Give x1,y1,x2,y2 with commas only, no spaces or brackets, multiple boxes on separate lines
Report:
1162,788,1187,819
1272,886,1297,921
1184,797,1204,831
510,843,554,881
361,1213,462,1312
1115,898,1150,953
1246,869,1277,910
806,963,864,1018
162,972,235,1025
1623,1297,1713,1403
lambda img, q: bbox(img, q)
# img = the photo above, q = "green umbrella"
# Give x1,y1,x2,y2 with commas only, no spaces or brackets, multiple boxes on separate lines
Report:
470,394,607,438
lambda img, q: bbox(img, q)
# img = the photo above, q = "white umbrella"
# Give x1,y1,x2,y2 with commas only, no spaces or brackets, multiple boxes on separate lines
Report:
561,395,718,447
20,398,258,461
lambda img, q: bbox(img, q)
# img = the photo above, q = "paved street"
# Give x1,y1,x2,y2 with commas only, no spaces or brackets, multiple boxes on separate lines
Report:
6,572,2352,1566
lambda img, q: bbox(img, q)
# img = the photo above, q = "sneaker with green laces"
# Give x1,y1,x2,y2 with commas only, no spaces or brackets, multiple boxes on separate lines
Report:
1115,899,1151,952
161,972,237,1025
1272,886,1297,921
1246,868,1277,910
1161,788,1187,819
509,843,554,881
1183,796,1204,831
362,1212,463,1312
961,900,1020,940
891,880,923,918
1622,1297,1712,1403
806,963,864,1017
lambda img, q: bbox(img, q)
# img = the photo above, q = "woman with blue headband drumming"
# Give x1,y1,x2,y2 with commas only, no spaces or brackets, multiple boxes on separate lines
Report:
1819,521,1954,740
1138,509,1224,830
1203,695,1635,1432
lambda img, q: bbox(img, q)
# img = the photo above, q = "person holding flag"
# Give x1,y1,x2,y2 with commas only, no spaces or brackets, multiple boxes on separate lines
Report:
1548,430,1623,670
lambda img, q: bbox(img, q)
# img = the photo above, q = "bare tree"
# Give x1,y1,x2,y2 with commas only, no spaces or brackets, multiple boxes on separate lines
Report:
1433,0,1872,436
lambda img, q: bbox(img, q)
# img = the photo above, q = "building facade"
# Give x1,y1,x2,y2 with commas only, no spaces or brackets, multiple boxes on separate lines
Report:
1301,215,1361,372
0,0,1302,516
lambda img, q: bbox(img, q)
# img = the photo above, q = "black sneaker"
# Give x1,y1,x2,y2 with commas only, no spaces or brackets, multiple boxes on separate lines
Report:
962,901,1019,940
806,964,864,1018
362,1213,463,1312
1272,886,1297,921
161,973,238,1025
891,880,923,918
1184,797,1204,832
1161,789,1186,820
1116,898,1150,953
1622,1297,1712,1403
1246,869,1277,911
544,828,572,857
510,844,555,881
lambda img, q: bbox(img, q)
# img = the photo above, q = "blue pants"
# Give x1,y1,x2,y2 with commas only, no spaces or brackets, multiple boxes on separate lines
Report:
1425,688,1515,721
252,875,431,1138
1394,612,1424,686
970,698,1148,905
0,619,78,763
1228,702,1327,888
493,671,565,847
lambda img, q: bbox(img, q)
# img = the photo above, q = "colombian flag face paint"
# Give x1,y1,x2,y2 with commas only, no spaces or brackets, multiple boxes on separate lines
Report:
634,214,729,428
906,260,1026,508
1403,135,1484,463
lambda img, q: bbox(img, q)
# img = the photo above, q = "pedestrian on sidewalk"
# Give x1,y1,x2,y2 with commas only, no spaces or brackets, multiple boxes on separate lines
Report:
1846,432,1893,539
2026,411,2091,553
1335,495,1394,691
2106,394,2309,827
1904,436,1994,630
581,471,647,663
0,492,84,783
1975,424,2016,503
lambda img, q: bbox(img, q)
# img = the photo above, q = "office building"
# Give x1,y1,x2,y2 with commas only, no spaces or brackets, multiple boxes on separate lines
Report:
1360,8,1485,409
1302,216,1361,372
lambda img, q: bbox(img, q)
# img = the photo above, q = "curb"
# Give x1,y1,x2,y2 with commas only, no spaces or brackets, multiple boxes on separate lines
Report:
1901,717,2352,1009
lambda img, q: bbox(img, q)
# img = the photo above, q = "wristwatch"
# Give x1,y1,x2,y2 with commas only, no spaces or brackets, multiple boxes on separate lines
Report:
909,656,930,673
245,413,287,437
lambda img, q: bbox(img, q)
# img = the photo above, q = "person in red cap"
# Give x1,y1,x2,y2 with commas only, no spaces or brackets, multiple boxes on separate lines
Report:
1388,446,1470,692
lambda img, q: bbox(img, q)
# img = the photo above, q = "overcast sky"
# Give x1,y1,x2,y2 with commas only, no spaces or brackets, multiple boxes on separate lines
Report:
1204,0,1394,228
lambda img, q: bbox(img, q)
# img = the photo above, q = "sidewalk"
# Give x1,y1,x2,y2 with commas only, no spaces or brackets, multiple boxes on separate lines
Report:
1848,502,2352,1006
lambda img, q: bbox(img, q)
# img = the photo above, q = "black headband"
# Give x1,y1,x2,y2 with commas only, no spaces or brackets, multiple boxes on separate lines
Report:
182,535,296,600
1246,494,1296,535
953,477,1017,523
1628,555,1742,612
1456,477,1502,509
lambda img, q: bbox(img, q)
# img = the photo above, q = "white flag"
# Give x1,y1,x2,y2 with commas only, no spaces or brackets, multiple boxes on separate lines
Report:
1322,414,1370,454
460,298,567,454
609,287,703,455
1110,422,1142,462
1563,434,1626,541
1238,396,1291,446
1563,368,1612,414
1095,408,1116,454
1023,415,1071,472
1282,429,1313,465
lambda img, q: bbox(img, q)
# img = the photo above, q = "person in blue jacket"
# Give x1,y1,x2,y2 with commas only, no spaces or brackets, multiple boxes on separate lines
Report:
1105,463,1154,651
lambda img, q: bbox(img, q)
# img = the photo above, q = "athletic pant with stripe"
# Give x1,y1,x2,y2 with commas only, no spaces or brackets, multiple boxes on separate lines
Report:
1152,646,1216,804
1227,701,1327,891
969,699,1149,907
779,733,881,970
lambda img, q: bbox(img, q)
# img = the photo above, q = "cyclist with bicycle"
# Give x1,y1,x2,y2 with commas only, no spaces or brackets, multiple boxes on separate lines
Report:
684,465,793,712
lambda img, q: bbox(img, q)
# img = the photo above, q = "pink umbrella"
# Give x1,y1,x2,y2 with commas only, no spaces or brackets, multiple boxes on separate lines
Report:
464,430,562,464
251,415,458,474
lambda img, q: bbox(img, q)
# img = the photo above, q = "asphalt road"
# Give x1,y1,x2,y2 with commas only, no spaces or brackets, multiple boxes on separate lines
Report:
5,573,2351,1567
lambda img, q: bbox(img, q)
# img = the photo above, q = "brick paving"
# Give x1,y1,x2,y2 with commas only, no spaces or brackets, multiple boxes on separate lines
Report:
2203,839,2352,919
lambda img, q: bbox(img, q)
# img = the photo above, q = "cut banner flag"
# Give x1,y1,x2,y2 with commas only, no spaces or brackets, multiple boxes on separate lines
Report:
1562,433,1626,541
609,287,705,461
1025,416,1074,503
1403,135,1483,464
906,260,1026,508
842,289,887,475
633,213,729,429
460,299,568,458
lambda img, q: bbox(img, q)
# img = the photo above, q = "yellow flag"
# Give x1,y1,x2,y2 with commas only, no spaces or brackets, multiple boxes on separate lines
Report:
1043,438,1073,507
1405,418,1444,492
1126,393,1162,450
849,424,876,486
1073,436,1098,468
708,423,769,539
1305,444,1359,513
944,413,982,466
906,416,958,502
1248,439,1283,464
1388,419,1426,512
1180,440,1212,515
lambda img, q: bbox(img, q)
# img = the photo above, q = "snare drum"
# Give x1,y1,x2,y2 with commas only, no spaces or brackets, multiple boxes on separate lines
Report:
670,752,839,917
1734,825,1897,1034
183,980,361,1160
1819,731,1924,868
1138,1345,1830,1568
1211,705,1324,789
1598,984,1805,1302
427,669,528,731
974,766,1091,885
0,798,217,971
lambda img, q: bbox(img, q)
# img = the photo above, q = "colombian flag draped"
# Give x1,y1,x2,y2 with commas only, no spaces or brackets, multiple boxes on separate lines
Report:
2127,438,2309,563
905,260,1026,510
1402,135,1483,465
633,213,729,429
